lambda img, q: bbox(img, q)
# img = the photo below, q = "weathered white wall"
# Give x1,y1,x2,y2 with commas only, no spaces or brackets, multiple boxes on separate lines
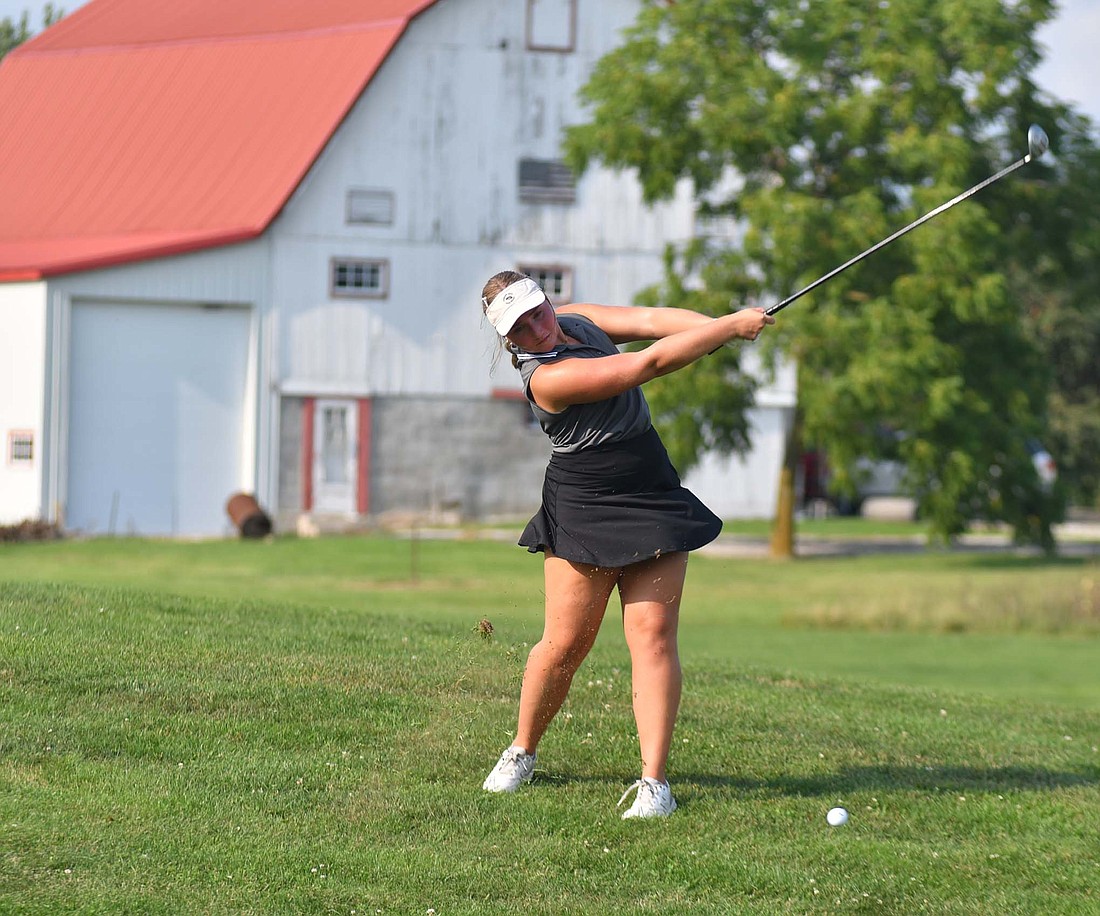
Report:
271,0,697,400
47,240,271,307
683,409,792,520
682,350,798,518
0,282,47,523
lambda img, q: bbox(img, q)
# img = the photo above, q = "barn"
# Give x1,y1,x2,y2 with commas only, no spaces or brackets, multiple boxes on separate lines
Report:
0,0,795,538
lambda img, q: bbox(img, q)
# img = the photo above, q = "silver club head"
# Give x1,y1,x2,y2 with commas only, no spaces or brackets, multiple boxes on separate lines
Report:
1027,124,1049,160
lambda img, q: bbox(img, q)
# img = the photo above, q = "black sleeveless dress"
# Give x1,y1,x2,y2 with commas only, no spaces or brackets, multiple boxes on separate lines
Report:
516,314,722,567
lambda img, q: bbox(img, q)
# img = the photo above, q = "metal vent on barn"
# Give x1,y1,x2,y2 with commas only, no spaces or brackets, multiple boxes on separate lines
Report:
518,158,576,203
346,189,394,225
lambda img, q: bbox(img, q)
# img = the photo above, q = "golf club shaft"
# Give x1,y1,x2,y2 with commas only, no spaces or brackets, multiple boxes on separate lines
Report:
764,152,1034,316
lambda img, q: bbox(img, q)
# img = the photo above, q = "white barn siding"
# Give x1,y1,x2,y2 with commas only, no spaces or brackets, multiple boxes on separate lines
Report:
0,282,48,524
271,0,695,400
682,354,798,519
682,409,790,519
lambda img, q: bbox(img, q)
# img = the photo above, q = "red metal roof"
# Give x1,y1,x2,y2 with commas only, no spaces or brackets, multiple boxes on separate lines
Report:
0,0,440,280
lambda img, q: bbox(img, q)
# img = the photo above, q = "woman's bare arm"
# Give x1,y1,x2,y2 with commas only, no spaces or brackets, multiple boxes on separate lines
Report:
557,303,713,344
530,307,774,413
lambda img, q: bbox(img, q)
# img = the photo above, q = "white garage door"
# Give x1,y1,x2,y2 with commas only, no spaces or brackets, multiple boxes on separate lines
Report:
67,301,252,537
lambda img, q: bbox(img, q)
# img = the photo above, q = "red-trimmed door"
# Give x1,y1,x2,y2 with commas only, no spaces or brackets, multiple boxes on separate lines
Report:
311,399,358,514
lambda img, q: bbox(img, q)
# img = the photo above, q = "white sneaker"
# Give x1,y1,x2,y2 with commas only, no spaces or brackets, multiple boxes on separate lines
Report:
482,746,537,793
618,777,677,818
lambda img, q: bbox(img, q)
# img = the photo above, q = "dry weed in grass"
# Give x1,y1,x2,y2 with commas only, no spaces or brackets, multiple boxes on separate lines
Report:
787,564,1100,634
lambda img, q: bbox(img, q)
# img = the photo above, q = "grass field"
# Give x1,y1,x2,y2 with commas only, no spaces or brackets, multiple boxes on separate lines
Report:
2,534,1098,913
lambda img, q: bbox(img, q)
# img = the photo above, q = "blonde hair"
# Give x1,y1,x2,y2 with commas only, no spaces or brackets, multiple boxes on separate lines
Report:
480,270,528,314
481,269,531,371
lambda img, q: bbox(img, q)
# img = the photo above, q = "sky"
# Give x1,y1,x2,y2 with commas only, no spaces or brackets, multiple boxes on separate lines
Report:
1,0,1098,128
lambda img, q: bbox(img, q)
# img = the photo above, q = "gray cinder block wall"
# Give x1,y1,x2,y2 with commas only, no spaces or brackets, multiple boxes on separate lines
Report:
278,396,549,526
371,396,549,520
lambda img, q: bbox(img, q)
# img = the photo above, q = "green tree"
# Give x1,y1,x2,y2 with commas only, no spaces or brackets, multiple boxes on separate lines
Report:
566,0,1096,550
1,5,63,61
1013,112,1100,510
0,11,32,59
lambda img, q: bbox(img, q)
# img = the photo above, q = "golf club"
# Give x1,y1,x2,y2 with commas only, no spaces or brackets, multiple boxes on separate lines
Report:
764,124,1049,316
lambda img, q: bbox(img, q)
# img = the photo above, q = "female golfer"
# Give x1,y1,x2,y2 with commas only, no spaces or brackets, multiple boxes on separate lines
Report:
480,270,773,817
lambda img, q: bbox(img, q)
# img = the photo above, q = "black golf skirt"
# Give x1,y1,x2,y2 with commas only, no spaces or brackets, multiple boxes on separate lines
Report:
518,426,723,568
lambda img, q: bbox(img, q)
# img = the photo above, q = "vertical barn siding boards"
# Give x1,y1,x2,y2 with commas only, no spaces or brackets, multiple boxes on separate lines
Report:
0,283,48,524
270,0,690,403
48,240,270,307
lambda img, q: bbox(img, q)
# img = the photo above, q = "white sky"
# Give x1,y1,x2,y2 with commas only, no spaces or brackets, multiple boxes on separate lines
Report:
2,0,1097,127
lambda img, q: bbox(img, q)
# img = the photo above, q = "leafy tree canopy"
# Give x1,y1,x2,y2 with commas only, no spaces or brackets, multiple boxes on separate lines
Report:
1,5,63,61
566,0,1100,546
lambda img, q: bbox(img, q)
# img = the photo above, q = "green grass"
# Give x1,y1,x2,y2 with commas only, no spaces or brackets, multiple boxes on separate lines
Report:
720,516,929,539
2,536,1098,913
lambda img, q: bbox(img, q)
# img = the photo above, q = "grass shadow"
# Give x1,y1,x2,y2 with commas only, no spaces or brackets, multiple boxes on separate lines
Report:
529,769,630,788
526,760,1099,796
680,763,1100,800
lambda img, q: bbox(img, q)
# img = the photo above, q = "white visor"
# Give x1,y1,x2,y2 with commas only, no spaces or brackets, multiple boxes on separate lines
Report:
484,277,547,336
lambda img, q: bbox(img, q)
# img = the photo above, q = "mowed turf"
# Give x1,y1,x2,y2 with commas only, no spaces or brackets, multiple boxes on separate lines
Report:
1,535,1098,914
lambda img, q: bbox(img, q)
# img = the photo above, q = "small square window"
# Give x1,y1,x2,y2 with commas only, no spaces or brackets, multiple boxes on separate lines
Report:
7,430,33,464
518,158,576,204
330,258,389,299
518,265,573,303
347,189,395,225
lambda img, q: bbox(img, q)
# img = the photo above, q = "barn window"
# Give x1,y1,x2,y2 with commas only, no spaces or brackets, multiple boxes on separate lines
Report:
518,158,576,203
7,430,33,464
331,258,389,298
526,0,576,52
346,189,395,225
518,264,573,303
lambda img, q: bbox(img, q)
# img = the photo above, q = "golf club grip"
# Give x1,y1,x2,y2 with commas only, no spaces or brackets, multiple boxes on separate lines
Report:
763,153,1033,316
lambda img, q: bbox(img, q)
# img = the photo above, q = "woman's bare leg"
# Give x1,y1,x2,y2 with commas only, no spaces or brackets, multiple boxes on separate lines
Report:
513,553,619,753
619,552,689,782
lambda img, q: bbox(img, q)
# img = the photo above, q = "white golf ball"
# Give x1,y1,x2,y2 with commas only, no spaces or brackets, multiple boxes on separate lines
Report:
826,806,849,827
